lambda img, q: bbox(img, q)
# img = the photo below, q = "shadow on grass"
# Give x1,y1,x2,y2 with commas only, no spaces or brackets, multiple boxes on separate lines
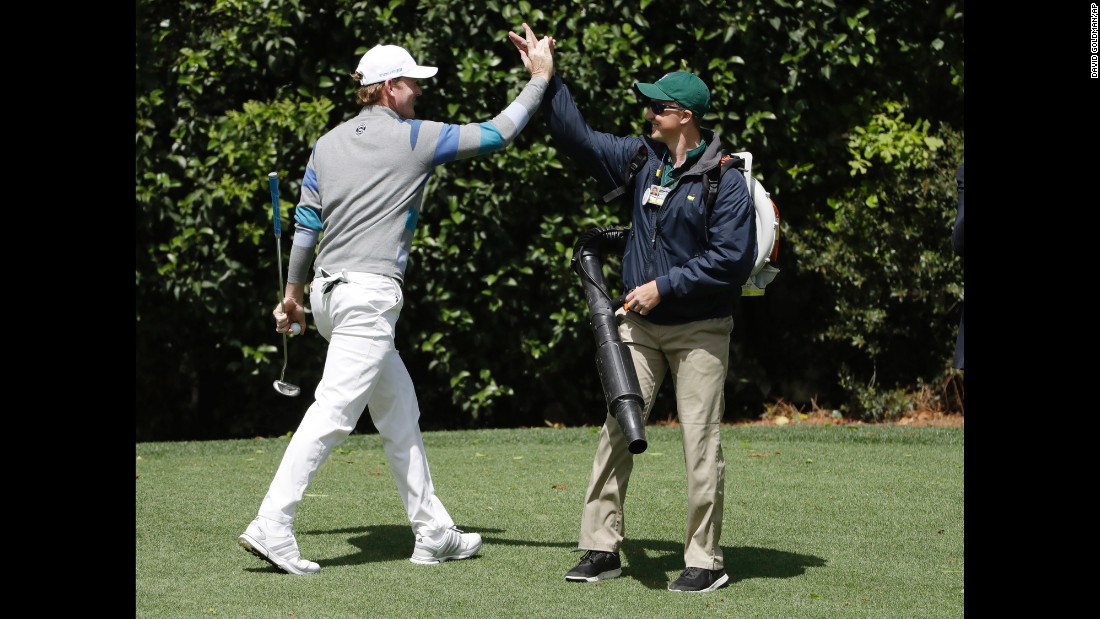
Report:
620,543,826,590
480,534,825,590
290,524,824,591
310,524,428,567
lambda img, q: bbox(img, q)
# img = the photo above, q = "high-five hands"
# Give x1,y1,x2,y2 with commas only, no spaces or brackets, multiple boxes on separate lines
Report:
508,22,555,80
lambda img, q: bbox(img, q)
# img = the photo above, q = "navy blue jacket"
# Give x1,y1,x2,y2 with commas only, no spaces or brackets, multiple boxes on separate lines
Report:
544,75,757,324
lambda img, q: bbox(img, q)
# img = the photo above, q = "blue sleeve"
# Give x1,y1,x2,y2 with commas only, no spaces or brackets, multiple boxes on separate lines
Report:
544,75,645,194
426,121,508,166
414,77,549,167
293,205,322,231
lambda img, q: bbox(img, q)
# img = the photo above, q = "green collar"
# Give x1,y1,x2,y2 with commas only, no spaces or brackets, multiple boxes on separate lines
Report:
658,139,708,187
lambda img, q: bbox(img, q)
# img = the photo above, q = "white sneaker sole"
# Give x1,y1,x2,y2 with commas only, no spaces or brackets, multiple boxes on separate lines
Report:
238,533,318,575
566,568,622,583
409,548,480,565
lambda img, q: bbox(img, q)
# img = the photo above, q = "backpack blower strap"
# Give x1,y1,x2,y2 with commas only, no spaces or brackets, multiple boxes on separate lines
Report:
601,145,649,204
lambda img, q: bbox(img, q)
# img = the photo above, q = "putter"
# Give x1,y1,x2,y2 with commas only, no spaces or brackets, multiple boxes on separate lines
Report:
269,172,301,397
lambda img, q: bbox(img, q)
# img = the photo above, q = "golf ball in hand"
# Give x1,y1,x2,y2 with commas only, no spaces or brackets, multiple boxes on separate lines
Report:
290,323,301,336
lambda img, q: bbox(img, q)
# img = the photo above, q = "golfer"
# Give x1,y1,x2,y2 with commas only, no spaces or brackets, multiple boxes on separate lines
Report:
239,25,555,575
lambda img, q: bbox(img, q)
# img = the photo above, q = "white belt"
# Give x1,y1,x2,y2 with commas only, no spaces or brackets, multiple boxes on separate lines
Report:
315,268,395,293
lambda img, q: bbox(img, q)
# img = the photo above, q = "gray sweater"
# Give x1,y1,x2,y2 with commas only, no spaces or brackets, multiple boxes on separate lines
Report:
286,76,549,285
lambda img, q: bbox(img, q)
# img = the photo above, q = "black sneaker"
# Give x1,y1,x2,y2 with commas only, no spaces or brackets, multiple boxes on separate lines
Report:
565,550,622,582
668,567,730,592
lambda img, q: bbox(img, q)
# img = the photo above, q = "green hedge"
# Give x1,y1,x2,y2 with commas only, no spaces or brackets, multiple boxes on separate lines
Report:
136,0,964,440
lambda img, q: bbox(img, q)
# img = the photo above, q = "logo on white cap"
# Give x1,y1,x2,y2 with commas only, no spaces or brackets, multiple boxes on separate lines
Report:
355,45,438,85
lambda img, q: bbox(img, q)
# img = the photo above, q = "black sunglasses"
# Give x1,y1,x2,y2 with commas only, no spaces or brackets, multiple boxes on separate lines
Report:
648,101,687,115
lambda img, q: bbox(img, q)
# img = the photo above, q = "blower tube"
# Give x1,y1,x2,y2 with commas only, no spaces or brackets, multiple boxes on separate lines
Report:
571,227,647,454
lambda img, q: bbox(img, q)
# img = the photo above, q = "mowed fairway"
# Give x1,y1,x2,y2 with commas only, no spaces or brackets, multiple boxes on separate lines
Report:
136,424,963,619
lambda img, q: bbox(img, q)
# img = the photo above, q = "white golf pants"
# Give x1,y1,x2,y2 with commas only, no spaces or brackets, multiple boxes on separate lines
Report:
257,270,455,537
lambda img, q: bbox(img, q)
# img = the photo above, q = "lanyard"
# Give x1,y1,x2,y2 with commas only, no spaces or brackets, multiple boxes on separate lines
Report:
658,152,678,188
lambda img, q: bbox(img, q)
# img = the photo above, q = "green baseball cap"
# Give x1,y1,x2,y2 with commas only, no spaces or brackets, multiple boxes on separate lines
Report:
633,71,711,118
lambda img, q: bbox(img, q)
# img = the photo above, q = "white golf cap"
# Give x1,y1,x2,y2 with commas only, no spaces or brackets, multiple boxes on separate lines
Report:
355,45,438,85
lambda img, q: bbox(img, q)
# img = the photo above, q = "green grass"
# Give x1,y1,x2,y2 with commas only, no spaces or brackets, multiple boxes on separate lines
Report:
136,425,963,619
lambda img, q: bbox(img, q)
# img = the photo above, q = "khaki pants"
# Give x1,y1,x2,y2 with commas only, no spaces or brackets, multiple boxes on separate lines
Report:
578,310,732,570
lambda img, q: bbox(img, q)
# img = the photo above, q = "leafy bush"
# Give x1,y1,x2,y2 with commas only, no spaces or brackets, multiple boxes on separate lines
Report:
136,0,964,440
788,101,963,420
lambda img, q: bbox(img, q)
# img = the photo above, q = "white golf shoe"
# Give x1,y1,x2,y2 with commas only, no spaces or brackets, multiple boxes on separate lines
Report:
409,526,482,565
238,518,320,575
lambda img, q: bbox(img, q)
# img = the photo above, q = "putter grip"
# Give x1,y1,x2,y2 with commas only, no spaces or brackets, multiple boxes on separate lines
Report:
268,172,281,237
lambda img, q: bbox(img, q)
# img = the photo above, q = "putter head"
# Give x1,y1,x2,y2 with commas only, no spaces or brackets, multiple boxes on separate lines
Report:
273,380,301,397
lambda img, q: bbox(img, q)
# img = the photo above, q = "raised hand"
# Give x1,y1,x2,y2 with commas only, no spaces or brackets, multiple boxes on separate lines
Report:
509,22,555,80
